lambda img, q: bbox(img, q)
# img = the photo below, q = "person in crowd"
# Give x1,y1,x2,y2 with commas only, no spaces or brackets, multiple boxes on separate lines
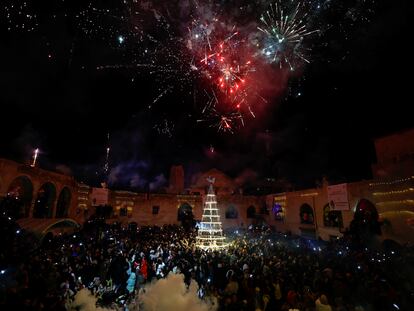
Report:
0,216,413,311
315,294,332,311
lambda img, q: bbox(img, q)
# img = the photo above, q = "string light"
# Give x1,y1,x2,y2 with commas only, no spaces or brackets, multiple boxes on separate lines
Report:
273,195,287,201
376,200,414,206
373,188,414,196
196,177,228,251
300,192,319,197
369,176,414,187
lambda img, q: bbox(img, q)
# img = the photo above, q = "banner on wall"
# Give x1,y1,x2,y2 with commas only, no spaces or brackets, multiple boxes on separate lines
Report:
90,187,109,206
327,183,349,210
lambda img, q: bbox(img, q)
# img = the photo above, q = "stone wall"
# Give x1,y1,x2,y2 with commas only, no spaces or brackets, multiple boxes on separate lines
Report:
0,158,78,220
2,158,413,244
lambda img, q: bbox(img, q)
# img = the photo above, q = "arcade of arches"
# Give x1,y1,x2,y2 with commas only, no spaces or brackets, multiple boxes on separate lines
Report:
3,178,74,220
0,159,77,222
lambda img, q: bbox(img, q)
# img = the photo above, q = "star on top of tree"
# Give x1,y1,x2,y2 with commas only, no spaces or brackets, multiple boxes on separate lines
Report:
206,176,215,184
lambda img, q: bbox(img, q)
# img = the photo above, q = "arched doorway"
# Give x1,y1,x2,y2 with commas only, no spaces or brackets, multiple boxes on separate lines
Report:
225,205,238,219
354,199,379,222
1,176,33,219
43,219,80,235
247,205,256,218
56,187,71,218
33,183,56,218
300,203,314,224
350,199,381,236
178,203,194,228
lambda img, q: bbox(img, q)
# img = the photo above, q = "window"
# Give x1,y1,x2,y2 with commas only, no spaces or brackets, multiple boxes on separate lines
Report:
300,204,314,224
272,203,284,221
247,206,256,219
323,203,343,227
225,205,238,219
273,195,286,221
119,207,128,217
260,204,269,215
152,206,160,215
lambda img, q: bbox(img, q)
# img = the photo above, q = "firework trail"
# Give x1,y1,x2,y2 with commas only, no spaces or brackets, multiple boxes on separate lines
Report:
10,0,373,134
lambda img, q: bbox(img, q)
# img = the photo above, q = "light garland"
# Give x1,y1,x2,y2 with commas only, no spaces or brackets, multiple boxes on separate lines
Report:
369,176,414,187
300,192,319,197
197,236,226,241
376,200,414,206
196,178,228,251
373,188,414,196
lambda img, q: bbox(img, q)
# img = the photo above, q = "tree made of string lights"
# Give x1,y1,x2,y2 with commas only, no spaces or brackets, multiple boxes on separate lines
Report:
196,177,228,250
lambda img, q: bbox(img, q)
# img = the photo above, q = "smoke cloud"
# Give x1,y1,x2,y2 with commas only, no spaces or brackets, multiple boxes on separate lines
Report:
149,174,167,191
69,274,217,311
69,288,110,311
108,161,148,188
107,161,167,191
138,273,217,311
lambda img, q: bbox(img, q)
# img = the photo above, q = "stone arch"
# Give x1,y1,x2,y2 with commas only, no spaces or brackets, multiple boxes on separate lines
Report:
42,218,80,234
225,204,238,219
178,202,194,228
33,182,56,218
247,205,256,219
351,198,381,235
2,175,34,219
56,187,71,218
300,203,314,224
354,199,379,221
178,202,193,221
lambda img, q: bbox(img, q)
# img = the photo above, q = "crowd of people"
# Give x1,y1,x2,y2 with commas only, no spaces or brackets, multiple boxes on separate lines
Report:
1,214,413,311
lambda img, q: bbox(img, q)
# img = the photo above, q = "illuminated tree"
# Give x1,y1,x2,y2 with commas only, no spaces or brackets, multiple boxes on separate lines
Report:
195,177,228,250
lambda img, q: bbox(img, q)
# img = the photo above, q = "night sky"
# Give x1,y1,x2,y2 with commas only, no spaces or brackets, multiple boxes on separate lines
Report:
0,0,412,190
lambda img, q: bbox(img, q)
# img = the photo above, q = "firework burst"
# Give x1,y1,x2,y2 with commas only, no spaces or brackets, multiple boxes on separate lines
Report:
257,1,319,70
209,35,252,98
186,15,218,55
196,29,256,110
197,90,246,133
199,108,244,134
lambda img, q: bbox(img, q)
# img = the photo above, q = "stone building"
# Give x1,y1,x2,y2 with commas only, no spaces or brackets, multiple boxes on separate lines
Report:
0,158,79,234
265,181,372,241
1,128,413,243
264,128,414,244
105,168,264,229
0,159,265,233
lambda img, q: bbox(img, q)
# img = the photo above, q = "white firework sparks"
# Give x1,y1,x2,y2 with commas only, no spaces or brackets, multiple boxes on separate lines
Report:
258,1,319,70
